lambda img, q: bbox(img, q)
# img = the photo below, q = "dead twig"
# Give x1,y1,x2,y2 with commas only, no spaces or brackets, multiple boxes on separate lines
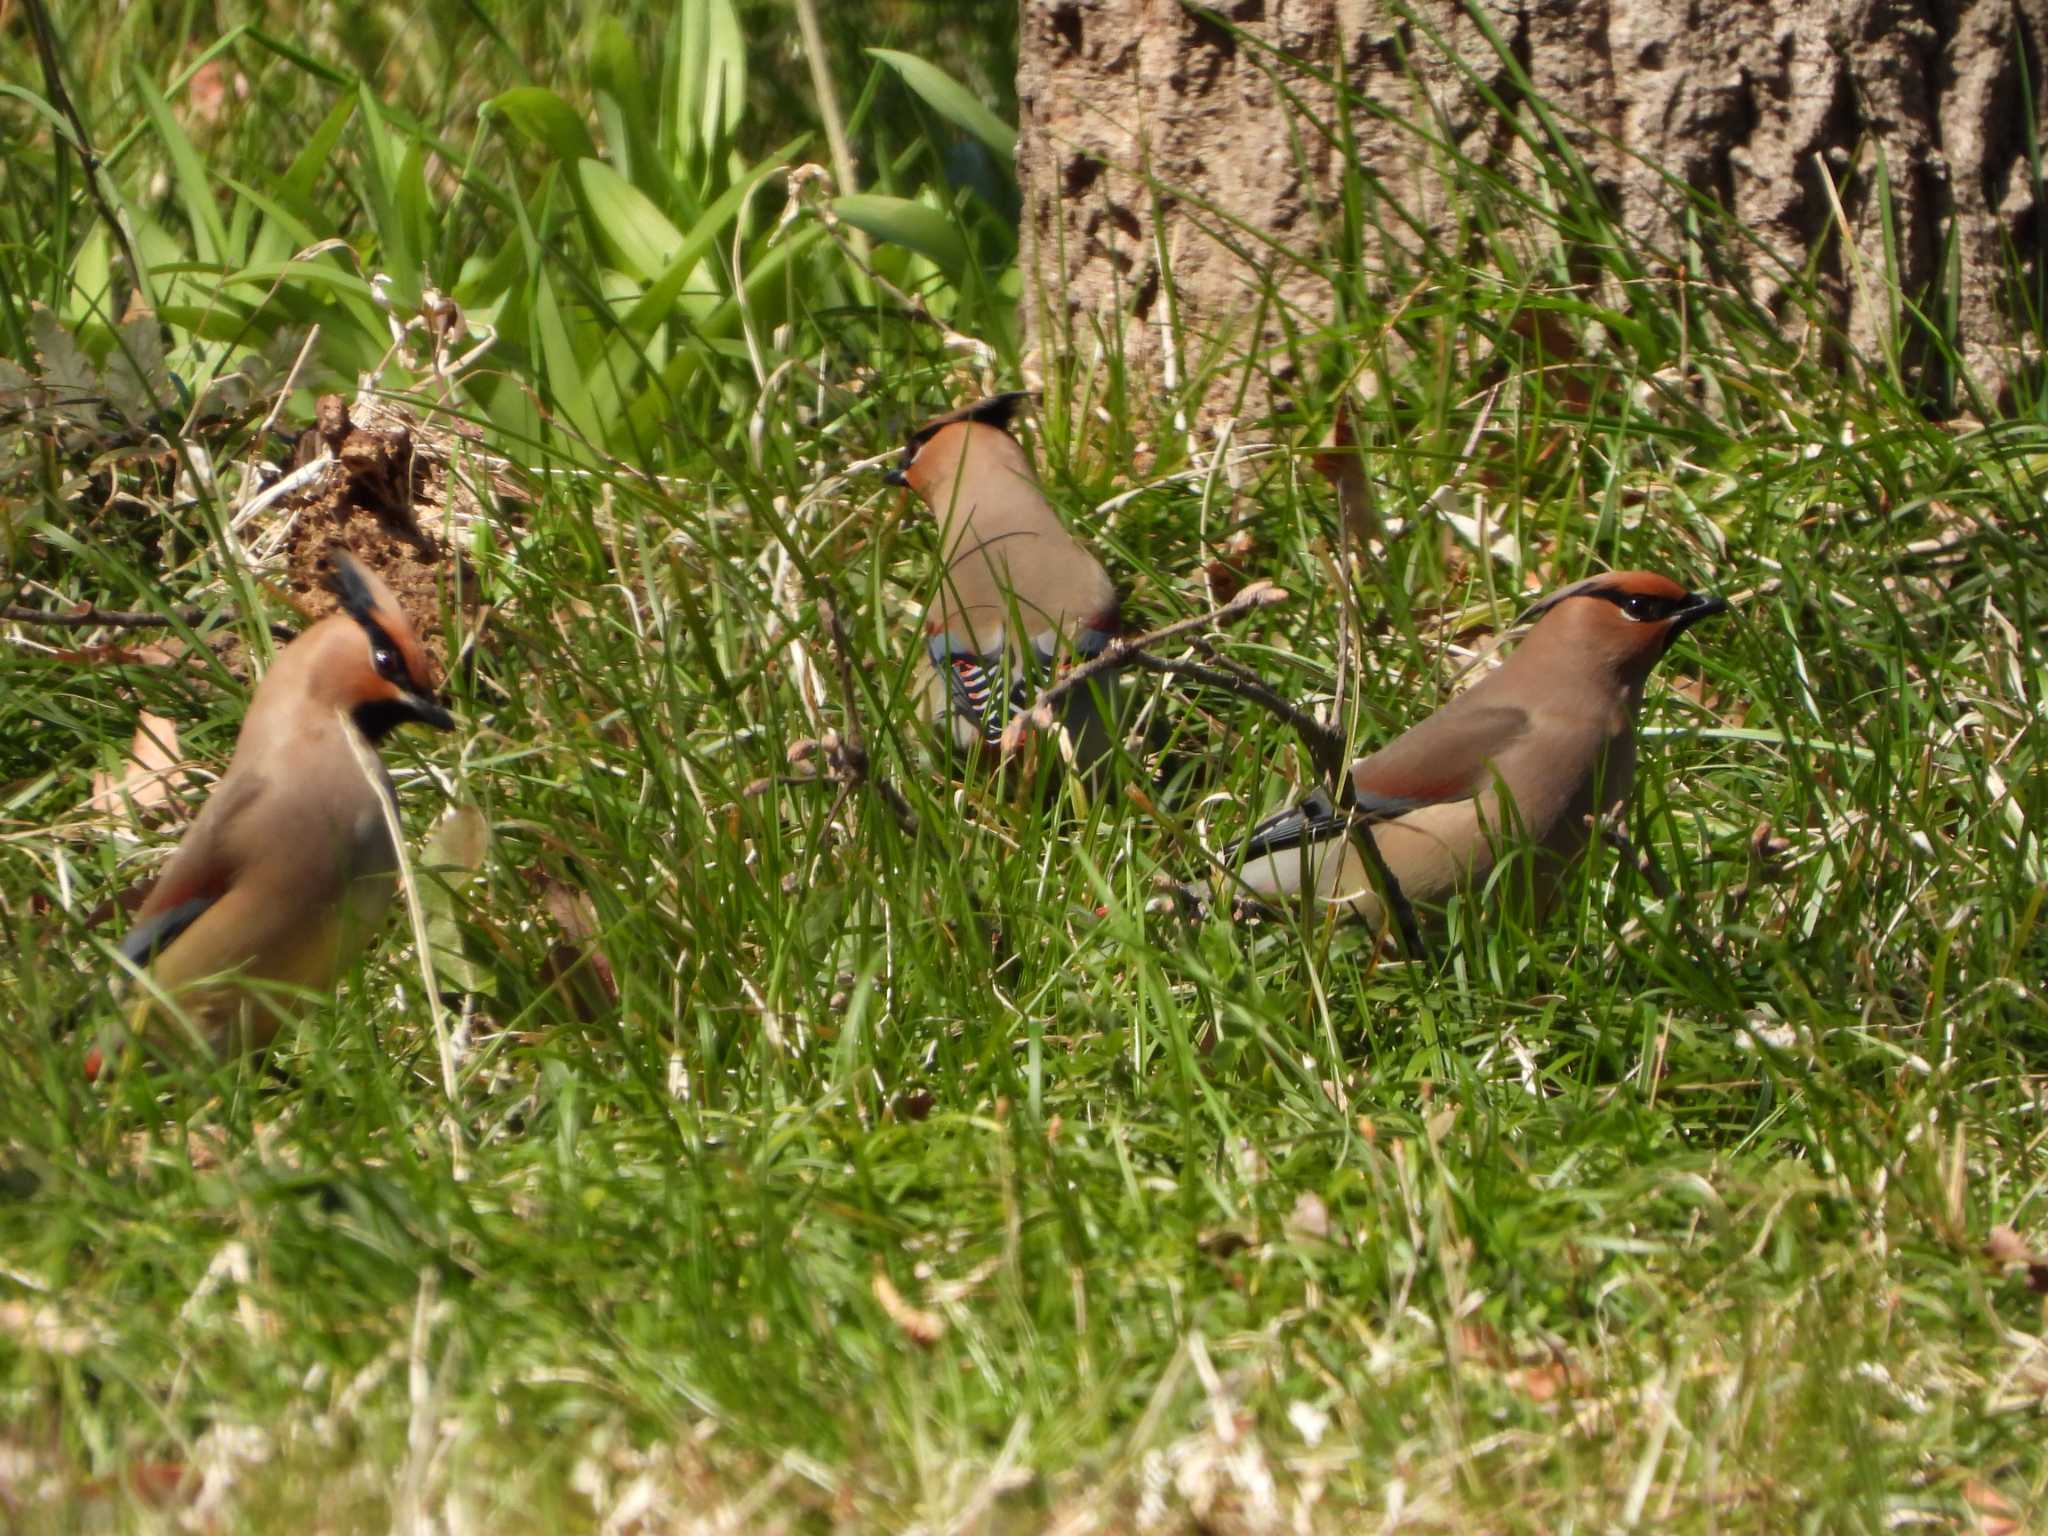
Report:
784,598,920,838
1012,578,1426,957
1006,580,1294,753
3,603,297,646
4,604,210,630
1600,817,1675,902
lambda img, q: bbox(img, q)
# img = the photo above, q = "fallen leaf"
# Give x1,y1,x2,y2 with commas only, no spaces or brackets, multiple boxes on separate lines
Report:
538,874,618,1015
872,1271,944,1345
1985,1224,2048,1291
1962,1477,2021,1535
418,806,493,997
1312,398,1381,547
85,712,191,818
1285,1190,1331,1243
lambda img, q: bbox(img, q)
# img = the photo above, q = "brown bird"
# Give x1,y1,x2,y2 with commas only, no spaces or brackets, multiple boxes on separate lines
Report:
94,553,455,1068
884,393,1121,764
1225,570,1727,932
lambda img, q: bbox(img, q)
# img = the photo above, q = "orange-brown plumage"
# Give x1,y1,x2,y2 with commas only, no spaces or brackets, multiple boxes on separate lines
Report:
886,394,1120,762
100,553,454,1067
1228,569,1727,933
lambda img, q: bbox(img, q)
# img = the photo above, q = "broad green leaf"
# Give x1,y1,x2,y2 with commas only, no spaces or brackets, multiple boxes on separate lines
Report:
67,228,113,328
355,87,420,309
577,159,685,282
279,96,356,223
452,232,527,309
618,138,807,337
592,19,667,201
831,194,969,282
419,805,495,999
485,87,597,165
867,49,1017,162
617,223,826,442
533,272,600,449
673,0,744,169
397,139,434,280
133,69,229,265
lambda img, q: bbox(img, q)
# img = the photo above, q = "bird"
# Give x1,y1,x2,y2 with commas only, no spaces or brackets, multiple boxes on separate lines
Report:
90,551,455,1070
1221,570,1727,935
884,392,1122,767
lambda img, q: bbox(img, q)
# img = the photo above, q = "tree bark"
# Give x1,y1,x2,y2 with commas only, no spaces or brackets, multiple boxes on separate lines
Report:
1016,0,2047,420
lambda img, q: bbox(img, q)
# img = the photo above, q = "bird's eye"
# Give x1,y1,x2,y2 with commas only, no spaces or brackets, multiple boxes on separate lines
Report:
372,644,403,678
1620,593,1667,621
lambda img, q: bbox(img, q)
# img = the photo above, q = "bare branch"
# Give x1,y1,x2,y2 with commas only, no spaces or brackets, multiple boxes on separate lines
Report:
1007,577,1427,957
4,603,298,646
1005,579,1292,754
3,604,207,631
792,598,920,838
1600,817,1675,901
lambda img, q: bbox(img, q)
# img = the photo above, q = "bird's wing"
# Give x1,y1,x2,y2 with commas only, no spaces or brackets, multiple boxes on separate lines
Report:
116,896,219,968
1237,788,1349,860
122,771,267,937
1347,703,1528,817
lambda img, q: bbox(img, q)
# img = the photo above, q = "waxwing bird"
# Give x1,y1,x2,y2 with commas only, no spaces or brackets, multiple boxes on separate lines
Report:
95,552,455,1068
884,393,1121,766
1224,571,1727,935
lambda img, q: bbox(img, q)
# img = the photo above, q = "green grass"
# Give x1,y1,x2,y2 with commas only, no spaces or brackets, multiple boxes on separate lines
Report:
4,0,2048,1530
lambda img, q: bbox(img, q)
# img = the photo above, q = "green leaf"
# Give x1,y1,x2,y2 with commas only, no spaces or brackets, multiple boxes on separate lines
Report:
355,87,420,310
830,194,968,282
485,87,597,165
132,69,230,265
533,272,600,449
102,313,170,424
576,159,685,283
867,49,1017,162
617,138,807,336
279,96,356,224
418,805,495,999
673,0,744,169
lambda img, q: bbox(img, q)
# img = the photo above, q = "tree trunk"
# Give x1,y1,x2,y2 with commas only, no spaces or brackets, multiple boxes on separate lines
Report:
1016,0,2047,421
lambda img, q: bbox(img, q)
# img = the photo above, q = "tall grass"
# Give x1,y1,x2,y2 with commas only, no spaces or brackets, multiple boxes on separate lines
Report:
3,0,2046,1530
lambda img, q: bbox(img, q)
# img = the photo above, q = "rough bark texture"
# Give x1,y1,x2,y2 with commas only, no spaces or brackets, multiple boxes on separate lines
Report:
1017,0,2048,418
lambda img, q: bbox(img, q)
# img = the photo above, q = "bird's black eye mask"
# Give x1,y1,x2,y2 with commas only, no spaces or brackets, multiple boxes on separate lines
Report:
1516,581,1727,633
326,554,382,625
358,616,412,685
1585,587,1690,623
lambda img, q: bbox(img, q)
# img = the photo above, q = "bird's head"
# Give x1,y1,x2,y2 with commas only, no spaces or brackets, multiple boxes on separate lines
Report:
312,551,457,742
1518,570,1729,682
882,391,1034,505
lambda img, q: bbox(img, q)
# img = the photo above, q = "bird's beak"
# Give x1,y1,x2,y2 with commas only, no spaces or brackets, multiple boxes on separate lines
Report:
881,465,908,488
1670,592,1730,634
404,690,458,731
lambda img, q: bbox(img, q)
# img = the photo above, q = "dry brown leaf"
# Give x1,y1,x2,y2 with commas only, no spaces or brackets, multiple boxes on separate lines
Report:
1985,1224,2048,1292
85,712,191,818
1285,1190,1331,1243
1962,1477,2021,1535
535,873,619,1017
1985,1225,2030,1265
1311,398,1381,547
872,1271,944,1345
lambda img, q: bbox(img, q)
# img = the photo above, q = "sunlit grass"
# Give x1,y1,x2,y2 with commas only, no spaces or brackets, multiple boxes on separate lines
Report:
4,0,2047,1531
